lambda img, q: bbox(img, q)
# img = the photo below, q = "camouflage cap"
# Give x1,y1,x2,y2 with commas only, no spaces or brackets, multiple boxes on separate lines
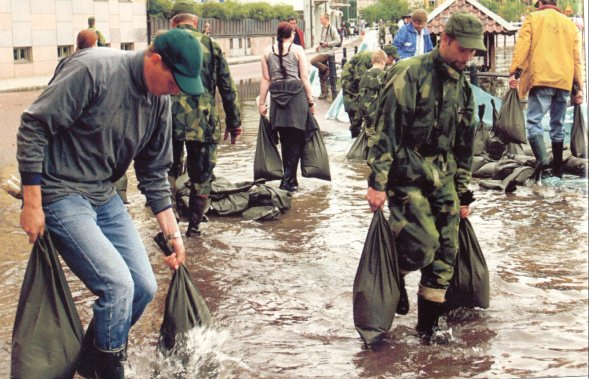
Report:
382,45,400,59
444,12,486,51
171,1,196,17
154,29,204,96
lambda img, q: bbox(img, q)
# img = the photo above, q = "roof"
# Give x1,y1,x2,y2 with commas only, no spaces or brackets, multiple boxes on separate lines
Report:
427,0,519,35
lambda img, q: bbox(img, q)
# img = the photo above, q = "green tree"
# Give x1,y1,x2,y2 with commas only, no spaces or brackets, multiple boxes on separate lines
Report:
478,0,500,14
360,0,410,25
147,0,174,18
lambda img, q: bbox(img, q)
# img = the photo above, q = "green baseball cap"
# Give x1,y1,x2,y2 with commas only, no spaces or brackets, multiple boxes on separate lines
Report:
382,45,400,59
154,29,204,96
171,1,196,17
444,12,486,51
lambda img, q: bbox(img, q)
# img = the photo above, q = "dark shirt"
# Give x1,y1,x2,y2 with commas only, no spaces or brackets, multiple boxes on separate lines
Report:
17,48,173,213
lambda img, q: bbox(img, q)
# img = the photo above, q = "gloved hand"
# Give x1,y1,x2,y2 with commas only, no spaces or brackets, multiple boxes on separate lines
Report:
224,127,243,144
459,190,475,206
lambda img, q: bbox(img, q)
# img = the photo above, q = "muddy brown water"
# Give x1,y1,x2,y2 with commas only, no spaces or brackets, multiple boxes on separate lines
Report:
0,92,587,378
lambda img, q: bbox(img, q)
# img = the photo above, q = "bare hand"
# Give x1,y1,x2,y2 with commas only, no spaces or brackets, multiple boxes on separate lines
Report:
508,75,518,89
460,205,470,219
309,103,315,114
20,204,45,244
259,103,268,116
163,237,185,270
572,90,584,105
366,187,386,212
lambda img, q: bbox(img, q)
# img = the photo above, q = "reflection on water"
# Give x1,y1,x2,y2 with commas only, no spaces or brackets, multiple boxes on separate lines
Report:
0,100,587,378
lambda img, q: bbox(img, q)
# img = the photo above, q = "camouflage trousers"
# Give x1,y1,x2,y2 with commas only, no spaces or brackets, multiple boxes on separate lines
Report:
172,140,217,196
387,152,460,302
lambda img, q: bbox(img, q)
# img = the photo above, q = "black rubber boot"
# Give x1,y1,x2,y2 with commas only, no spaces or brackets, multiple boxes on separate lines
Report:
94,346,126,379
416,296,449,344
318,70,330,99
528,134,549,181
279,129,304,192
551,141,564,178
186,193,207,237
396,275,409,315
77,319,97,379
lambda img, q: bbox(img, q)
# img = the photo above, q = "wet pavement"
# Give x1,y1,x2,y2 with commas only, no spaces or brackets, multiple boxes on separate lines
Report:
0,86,588,377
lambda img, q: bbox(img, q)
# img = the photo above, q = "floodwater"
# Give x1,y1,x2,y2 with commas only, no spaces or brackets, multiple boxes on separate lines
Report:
1,94,588,377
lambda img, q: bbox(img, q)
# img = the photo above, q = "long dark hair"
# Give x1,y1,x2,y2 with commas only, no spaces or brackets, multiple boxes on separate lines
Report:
276,21,295,79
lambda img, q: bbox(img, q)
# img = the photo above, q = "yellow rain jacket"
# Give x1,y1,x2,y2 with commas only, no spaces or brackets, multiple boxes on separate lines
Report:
509,6,584,99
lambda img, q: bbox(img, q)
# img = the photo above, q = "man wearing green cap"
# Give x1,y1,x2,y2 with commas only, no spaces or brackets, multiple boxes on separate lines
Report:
87,16,106,47
17,28,202,377
366,12,486,343
169,1,242,237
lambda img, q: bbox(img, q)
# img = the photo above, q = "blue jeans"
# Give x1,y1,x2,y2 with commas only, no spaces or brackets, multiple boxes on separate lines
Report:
526,86,570,142
43,194,157,351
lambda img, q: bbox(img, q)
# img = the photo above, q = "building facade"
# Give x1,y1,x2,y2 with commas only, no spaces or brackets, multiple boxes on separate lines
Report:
0,0,148,80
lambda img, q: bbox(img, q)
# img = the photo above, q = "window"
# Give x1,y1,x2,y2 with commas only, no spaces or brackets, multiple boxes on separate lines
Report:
247,37,251,48
57,45,73,59
13,47,32,63
238,38,243,49
121,43,134,51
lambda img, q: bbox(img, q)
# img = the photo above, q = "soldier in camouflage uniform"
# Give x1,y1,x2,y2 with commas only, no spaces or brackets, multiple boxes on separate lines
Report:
87,17,106,47
341,51,373,138
378,21,387,47
170,2,242,237
357,48,398,146
366,13,486,343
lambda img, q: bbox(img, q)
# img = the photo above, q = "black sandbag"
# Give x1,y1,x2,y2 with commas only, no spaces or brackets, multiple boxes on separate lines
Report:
301,117,331,181
254,116,284,181
473,161,496,178
11,232,83,379
346,130,369,161
353,209,400,346
473,104,490,156
445,218,490,310
158,264,212,355
495,89,526,144
571,104,587,158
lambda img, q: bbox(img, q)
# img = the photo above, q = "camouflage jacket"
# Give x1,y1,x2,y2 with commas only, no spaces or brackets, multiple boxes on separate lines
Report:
358,67,386,141
341,51,372,111
88,27,106,47
171,24,241,144
367,47,475,196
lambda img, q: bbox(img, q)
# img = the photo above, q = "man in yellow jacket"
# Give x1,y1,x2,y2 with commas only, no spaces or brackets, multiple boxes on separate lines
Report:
509,0,584,180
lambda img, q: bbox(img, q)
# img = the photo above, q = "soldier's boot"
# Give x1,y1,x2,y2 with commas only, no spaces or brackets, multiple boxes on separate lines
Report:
551,141,564,178
416,296,450,344
186,194,208,237
396,275,409,315
529,134,550,182
77,319,97,379
93,346,126,379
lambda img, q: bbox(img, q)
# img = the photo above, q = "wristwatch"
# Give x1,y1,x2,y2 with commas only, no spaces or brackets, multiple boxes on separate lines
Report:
166,231,182,240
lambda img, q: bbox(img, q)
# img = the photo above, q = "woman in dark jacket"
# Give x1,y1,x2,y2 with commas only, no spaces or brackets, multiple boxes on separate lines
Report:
258,22,315,191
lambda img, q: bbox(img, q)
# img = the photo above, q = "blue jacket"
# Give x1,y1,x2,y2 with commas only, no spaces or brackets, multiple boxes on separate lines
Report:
392,22,433,59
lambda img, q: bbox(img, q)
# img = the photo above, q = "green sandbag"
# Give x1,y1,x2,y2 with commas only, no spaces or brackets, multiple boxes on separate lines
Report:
242,205,282,221
445,218,490,310
158,265,212,355
353,209,401,346
571,104,587,158
346,130,369,161
11,232,83,379
495,89,526,144
473,104,490,156
301,117,331,181
254,116,284,181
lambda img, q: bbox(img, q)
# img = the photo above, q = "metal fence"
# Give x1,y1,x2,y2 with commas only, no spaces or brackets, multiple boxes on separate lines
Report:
149,16,305,40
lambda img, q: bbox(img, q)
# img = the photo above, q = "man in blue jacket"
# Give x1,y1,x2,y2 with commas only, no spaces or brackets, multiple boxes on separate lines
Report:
393,9,433,59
